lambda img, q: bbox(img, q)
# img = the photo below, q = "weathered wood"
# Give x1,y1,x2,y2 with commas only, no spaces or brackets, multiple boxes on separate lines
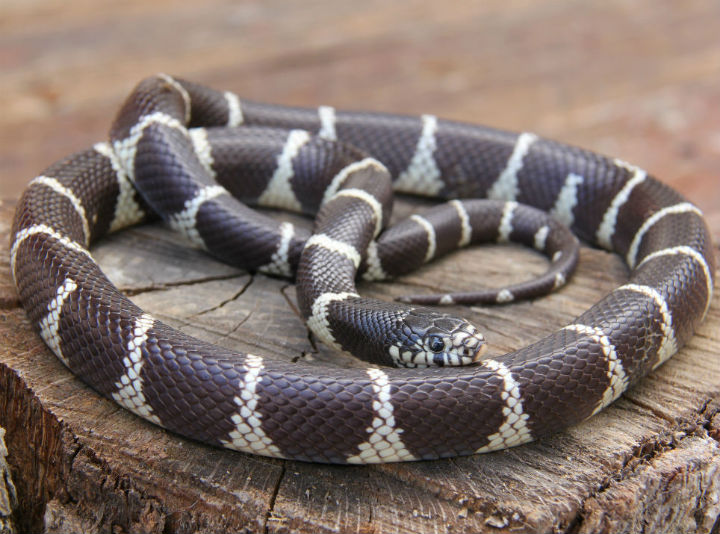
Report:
1,192,719,533
0,427,18,534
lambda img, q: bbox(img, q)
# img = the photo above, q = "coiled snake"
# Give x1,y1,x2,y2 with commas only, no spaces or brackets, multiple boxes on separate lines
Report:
10,75,715,463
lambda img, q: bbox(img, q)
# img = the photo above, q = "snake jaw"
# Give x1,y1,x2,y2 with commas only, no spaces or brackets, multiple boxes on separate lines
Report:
450,328,487,365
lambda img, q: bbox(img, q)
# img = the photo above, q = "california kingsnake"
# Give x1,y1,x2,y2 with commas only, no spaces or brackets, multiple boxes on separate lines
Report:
10,75,715,463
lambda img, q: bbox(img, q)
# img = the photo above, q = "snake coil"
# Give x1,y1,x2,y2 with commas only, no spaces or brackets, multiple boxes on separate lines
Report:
10,75,715,463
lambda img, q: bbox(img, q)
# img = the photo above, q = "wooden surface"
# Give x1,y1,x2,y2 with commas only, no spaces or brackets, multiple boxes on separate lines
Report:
1,199,719,534
2,1,720,533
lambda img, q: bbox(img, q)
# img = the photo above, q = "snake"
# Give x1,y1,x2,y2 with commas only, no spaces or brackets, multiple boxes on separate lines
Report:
10,74,715,464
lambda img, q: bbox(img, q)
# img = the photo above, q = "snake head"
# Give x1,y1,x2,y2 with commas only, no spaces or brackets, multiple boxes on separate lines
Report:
384,309,487,367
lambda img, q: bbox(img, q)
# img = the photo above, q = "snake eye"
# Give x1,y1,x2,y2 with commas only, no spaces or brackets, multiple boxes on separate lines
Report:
428,336,445,353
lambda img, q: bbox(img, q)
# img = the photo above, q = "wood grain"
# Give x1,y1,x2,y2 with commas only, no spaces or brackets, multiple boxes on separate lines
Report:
2,0,720,532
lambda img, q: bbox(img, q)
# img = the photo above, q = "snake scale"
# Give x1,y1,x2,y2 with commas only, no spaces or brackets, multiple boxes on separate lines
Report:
10,75,715,463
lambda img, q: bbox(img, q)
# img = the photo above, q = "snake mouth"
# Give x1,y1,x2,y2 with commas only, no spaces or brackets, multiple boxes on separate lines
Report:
449,329,487,365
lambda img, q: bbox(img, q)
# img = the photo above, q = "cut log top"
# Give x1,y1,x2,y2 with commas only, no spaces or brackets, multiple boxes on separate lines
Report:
0,197,719,533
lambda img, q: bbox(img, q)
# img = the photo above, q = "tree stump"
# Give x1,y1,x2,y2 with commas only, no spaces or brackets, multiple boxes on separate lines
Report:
1,194,719,534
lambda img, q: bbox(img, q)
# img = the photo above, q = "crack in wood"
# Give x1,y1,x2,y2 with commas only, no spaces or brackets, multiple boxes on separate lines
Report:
217,310,255,344
144,311,295,360
122,273,248,297
279,283,304,322
189,275,255,318
623,393,684,425
264,463,286,534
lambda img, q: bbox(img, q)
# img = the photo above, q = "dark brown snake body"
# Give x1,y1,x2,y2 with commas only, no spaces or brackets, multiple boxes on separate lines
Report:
10,75,715,463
